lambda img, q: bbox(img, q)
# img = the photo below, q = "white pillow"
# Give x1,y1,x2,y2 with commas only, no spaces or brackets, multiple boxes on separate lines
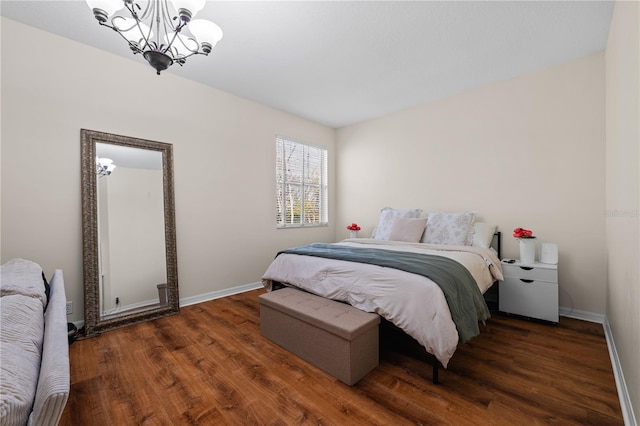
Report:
472,222,497,249
388,217,427,242
422,211,476,245
374,207,423,240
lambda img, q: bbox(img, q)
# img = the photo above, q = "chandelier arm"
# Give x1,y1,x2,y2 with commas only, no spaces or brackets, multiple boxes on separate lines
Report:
136,0,153,21
168,33,200,59
142,0,160,52
108,16,137,32
100,20,145,54
175,30,200,57
160,0,184,55
138,22,155,52
124,0,152,49
164,29,180,56
161,0,179,30
176,50,200,62
124,0,137,18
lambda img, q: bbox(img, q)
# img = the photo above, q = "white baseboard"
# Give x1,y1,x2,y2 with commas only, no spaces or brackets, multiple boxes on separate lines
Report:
559,307,636,425
603,318,638,426
179,281,264,307
559,306,605,324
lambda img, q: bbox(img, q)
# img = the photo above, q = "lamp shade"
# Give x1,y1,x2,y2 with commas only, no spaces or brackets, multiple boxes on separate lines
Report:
188,19,223,46
85,0,124,18
97,157,113,166
169,0,206,16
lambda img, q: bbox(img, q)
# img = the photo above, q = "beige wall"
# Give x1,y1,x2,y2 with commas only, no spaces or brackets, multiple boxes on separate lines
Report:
0,18,336,323
606,1,640,421
336,53,607,315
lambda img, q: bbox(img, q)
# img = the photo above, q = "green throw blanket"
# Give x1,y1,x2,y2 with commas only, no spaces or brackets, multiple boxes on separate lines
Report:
279,243,490,344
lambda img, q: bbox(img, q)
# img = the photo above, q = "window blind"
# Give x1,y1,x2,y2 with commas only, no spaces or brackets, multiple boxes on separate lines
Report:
276,136,328,227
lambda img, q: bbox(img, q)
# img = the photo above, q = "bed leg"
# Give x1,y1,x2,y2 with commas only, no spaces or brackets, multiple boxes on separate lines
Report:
432,355,439,385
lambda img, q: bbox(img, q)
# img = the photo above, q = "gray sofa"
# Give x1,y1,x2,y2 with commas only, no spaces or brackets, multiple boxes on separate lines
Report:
0,258,70,426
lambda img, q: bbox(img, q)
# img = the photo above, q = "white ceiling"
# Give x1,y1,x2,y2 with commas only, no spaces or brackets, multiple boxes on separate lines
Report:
96,143,163,170
1,1,614,128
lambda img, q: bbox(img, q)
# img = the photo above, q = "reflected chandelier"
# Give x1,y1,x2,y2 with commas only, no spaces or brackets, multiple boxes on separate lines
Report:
86,0,223,75
96,157,116,177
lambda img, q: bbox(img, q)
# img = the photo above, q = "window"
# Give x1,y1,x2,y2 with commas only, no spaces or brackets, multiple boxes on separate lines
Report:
276,136,328,227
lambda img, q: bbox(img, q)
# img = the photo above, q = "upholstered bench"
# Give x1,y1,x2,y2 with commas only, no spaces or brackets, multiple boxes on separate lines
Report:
259,287,380,385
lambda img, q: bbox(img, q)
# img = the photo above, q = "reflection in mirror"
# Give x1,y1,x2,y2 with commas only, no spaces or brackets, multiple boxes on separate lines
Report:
82,130,178,336
96,144,167,319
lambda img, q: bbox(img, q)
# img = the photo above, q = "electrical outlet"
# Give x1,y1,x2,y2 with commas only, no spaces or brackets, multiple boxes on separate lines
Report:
66,301,73,315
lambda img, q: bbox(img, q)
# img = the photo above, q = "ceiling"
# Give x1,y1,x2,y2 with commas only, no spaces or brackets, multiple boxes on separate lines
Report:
96,143,163,170
1,1,614,128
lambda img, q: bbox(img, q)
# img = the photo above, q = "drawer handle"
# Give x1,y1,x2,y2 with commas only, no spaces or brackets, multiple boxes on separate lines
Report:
519,267,534,271
520,279,534,283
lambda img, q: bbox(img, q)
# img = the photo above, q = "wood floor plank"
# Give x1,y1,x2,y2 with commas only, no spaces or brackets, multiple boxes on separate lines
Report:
61,289,624,425
181,299,407,425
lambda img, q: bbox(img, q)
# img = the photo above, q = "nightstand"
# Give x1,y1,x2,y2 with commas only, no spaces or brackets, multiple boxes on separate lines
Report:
499,260,558,323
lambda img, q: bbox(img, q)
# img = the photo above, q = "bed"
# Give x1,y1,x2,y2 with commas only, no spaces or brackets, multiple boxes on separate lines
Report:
261,209,503,372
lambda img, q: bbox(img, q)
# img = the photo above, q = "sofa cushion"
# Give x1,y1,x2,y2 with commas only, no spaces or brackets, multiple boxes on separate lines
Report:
0,258,48,309
0,294,45,426
0,259,47,426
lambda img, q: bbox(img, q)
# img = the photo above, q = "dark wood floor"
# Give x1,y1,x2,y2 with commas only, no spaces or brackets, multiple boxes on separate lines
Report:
61,289,623,425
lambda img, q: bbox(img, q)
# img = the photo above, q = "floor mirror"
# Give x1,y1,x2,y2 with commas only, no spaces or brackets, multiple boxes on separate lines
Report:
81,129,179,336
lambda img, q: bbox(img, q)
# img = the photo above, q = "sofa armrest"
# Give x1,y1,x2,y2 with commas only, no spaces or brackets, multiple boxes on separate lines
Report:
28,270,70,426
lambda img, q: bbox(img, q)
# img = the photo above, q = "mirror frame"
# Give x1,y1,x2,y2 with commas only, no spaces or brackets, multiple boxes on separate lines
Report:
81,129,179,336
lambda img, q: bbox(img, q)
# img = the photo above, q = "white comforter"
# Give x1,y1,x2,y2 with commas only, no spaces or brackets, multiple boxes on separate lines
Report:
261,239,503,367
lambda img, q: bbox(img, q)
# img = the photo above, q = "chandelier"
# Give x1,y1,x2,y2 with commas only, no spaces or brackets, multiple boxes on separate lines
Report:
96,157,116,177
86,0,223,75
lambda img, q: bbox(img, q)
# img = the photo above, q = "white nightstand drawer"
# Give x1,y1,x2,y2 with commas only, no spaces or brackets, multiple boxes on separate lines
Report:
499,277,559,322
502,263,558,282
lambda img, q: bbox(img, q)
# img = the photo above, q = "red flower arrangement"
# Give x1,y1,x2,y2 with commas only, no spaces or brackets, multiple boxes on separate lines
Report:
513,227,534,238
346,223,361,231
